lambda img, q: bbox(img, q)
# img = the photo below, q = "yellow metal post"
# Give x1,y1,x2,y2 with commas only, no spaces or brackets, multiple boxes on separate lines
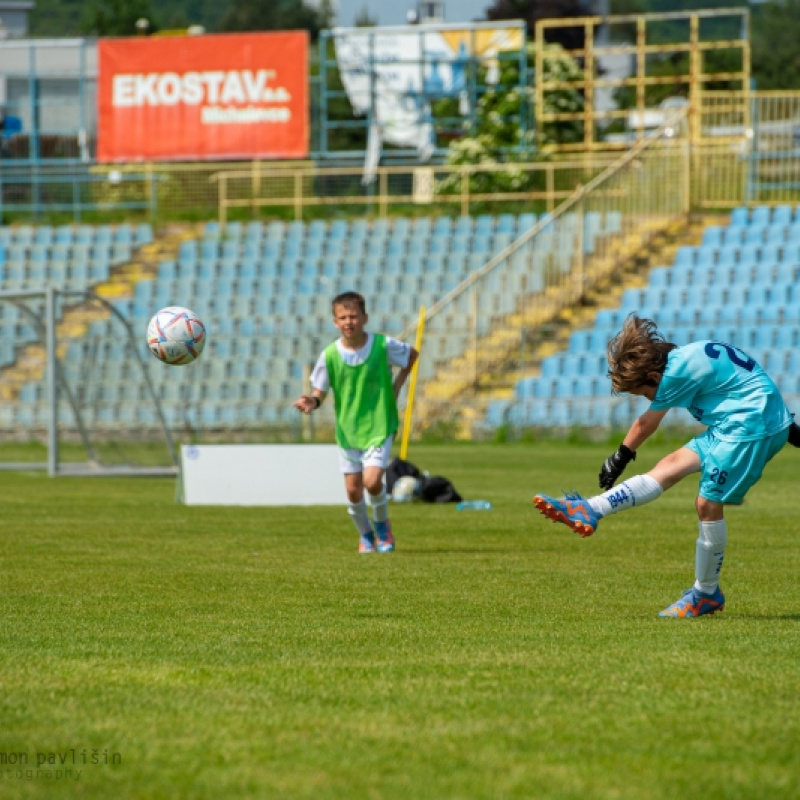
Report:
399,306,426,461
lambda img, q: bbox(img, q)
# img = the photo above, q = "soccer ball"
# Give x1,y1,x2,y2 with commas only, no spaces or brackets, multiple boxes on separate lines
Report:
146,306,207,366
392,475,419,503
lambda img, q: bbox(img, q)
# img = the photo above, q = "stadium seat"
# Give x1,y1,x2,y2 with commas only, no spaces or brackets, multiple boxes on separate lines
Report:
518,212,538,232
730,207,749,227
750,206,771,227
701,226,723,249
772,205,794,226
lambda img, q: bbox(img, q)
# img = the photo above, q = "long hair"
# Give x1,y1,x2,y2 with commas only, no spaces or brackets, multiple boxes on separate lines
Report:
606,314,677,394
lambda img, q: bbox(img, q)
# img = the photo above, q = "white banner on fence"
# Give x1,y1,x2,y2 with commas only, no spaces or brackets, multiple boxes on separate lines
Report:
333,23,524,181
179,444,343,506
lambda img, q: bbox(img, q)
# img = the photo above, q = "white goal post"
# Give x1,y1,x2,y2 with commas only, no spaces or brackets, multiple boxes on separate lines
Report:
0,286,178,476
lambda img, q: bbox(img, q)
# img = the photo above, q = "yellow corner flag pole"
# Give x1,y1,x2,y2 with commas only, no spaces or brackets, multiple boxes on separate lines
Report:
399,305,426,461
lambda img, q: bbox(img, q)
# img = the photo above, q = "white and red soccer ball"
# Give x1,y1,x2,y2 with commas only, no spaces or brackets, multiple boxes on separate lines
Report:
146,306,206,366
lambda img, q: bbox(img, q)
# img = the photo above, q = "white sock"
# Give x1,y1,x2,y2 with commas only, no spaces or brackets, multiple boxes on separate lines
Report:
347,499,373,536
694,519,727,594
588,474,664,517
368,486,389,523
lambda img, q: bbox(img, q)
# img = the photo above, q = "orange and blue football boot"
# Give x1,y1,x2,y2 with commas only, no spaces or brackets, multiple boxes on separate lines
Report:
375,520,395,553
359,531,376,553
659,586,725,618
533,491,600,537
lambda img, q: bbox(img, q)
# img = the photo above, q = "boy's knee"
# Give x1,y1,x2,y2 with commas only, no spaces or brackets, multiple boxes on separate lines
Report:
364,477,384,495
696,496,724,521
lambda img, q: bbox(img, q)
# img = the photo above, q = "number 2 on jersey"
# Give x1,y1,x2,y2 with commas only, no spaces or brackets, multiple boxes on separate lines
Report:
704,342,755,372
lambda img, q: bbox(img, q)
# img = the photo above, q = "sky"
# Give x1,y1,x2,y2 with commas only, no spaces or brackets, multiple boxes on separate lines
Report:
334,0,493,28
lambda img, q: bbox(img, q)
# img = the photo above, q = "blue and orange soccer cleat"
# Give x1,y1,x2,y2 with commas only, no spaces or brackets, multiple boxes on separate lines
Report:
359,531,376,554
533,491,600,537
659,586,725,618
375,521,395,553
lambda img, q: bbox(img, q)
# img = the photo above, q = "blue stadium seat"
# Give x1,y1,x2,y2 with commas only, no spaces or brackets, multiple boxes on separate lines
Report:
743,226,765,246
673,246,697,269
730,264,753,285
775,326,798,349
648,267,670,289
568,330,592,353
111,225,129,246
572,376,598,397
764,224,786,245
618,288,645,315
431,217,453,238
496,214,516,235
662,286,685,310
54,225,73,245
453,216,473,237
725,285,748,306
552,377,575,398
540,356,563,379
587,329,610,353
701,226,723,248
594,309,622,329
723,226,745,247
560,355,585,378
737,243,760,266
759,243,780,265
784,350,800,375
518,212,537,232
714,244,737,269
475,215,494,236
730,207,749,227
485,400,509,427
305,220,326,241
749,285,771,307
135,224,153,245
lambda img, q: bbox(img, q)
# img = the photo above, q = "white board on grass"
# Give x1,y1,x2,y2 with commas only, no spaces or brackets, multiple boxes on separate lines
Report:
180,444,343,505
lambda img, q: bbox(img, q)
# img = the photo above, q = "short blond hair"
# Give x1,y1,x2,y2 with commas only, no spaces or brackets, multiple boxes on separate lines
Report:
606,314,677,394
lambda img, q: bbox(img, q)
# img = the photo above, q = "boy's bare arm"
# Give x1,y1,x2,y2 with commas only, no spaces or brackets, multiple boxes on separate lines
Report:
623,408,668,452
599,408,668,489
393,348,419,398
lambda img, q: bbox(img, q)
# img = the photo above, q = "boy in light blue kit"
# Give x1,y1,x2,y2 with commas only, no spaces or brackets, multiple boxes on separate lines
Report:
294,292,418,553
534,314,800,618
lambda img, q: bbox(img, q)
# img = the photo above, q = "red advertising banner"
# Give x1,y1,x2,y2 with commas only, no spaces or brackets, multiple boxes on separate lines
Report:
97,32,308,162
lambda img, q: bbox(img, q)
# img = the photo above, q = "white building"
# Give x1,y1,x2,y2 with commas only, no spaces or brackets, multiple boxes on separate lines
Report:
0,1,34,38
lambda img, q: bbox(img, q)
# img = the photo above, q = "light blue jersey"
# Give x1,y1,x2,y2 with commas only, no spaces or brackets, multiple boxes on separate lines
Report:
650,341,792,442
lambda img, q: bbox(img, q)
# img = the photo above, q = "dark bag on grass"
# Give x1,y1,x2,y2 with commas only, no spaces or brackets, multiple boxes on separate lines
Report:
417,475,462,504
386,457,421,493
386,457,462,504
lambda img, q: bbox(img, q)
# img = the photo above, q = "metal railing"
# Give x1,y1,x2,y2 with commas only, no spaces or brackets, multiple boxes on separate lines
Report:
405,111,691,427
213,157,622,225
0,164,160,221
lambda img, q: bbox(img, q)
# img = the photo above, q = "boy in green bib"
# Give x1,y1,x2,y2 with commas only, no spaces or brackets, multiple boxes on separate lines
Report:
294,292,418,552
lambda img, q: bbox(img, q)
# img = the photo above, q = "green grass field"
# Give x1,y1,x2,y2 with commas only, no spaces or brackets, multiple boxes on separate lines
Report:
1,442,799,799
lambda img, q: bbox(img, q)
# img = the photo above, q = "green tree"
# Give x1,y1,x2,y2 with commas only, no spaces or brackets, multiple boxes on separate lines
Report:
82,0,159,36
438,43,584,196
218,0,332,42
29,0,85,37
750,0,800,90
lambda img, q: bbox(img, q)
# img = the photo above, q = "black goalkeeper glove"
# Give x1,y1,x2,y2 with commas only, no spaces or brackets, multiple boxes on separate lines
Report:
599,444,636,490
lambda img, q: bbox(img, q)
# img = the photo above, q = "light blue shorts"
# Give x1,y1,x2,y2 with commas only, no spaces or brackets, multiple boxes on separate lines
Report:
685,427,790,505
